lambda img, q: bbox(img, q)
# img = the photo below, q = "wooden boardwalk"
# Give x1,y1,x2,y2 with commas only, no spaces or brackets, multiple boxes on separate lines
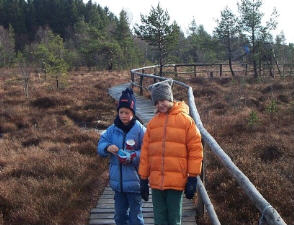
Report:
89,83,197,225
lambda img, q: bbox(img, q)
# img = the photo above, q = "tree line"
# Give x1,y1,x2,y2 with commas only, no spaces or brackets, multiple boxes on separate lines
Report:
0,0,144,71
0,0,294,78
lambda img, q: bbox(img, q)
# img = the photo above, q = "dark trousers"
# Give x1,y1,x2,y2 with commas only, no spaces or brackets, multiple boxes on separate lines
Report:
152,189,183,225
114,191,144,225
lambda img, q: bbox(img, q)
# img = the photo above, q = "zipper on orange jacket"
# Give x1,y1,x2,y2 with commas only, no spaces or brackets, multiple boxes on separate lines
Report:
160,113,169,189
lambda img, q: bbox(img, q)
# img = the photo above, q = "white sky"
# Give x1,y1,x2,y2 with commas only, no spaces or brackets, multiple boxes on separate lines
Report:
89,0,294,44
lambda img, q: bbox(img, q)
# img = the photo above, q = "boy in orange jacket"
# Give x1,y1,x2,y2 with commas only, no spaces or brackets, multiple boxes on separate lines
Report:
139,79,203,225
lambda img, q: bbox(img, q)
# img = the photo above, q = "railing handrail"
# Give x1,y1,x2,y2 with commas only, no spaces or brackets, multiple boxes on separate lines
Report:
130,65,287,225
135,63,294,78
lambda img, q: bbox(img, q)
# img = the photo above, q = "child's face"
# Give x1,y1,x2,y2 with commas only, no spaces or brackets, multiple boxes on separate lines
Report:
156,100,173,113
119,107,134,125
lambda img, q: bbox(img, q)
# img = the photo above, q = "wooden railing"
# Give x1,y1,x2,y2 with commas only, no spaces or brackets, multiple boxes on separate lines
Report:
130,65,287,225
155,63,294,78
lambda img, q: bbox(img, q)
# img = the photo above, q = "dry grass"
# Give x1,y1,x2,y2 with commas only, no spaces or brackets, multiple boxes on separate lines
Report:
178,75,294,225
0,68,130,225
1,67,293,225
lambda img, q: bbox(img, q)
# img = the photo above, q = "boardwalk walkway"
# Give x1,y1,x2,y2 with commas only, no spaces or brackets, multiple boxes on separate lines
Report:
89,83,197,225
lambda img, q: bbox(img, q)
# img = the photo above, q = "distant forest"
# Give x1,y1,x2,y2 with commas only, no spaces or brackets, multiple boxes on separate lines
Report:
0,0,294,74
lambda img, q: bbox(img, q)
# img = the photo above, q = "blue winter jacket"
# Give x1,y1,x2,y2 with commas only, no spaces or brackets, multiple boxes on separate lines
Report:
97,120,146,193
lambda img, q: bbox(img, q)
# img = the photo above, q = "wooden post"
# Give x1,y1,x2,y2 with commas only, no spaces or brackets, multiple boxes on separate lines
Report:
194,65,197,77
262,63,265,76
210,71,213,78
275,62,281,77
131,72,134,89
174,65,178,77
270,64,274,77
56,76,59,89
259,59,262,76
154,67,157,83
139,76,143,96
24,78,29,98
219,64,222,77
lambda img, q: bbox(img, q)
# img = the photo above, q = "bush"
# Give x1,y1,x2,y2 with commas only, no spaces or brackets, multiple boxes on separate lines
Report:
266,99,278,114
248,110,259,127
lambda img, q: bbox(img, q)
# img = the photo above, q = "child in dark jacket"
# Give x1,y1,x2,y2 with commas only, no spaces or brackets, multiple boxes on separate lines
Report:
139,79,203,225
98,88,146,225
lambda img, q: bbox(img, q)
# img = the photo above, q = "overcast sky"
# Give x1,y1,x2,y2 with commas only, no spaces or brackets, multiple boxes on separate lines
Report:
89,0,294,44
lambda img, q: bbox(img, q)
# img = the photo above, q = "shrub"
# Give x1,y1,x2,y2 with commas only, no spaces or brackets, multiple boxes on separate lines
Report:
248,110,259,127
266,99,278,114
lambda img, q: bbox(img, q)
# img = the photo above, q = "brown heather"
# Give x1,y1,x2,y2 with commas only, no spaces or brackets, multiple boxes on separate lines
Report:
0,69,129,225
0,68,293,225
185,76,294,225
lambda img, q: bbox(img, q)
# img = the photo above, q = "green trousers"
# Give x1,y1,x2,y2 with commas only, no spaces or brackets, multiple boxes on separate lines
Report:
152,189,183,225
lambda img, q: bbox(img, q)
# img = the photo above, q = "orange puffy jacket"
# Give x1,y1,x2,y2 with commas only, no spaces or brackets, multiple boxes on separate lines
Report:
139,101,203,191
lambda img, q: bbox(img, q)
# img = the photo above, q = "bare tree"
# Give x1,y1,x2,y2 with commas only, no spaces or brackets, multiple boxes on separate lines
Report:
17,53,31,98
0,25,15,67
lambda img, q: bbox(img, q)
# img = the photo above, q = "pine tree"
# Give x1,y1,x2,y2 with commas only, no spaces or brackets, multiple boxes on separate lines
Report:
134,3,179,75
238,0,278,78
215,7,239,76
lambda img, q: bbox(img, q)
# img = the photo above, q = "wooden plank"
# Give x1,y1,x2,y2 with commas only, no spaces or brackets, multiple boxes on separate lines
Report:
96,199,114,203
89,218,115,225
95,202,193,209
103,187,112,191
96,202,154,208
89,217,154,225
89,216,196,225
95,204,115,209
90,212,154,219
89,217,196,224
182,222,197,225
99,195,113,199
91,207,154,213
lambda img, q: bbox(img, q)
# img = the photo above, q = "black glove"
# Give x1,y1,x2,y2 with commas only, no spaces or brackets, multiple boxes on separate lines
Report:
140,179,149,201
184,176,197,199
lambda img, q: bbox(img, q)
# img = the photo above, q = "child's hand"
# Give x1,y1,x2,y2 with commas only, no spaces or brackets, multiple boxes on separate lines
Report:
185,176,197,199
140,179,149,201
107,145,119,155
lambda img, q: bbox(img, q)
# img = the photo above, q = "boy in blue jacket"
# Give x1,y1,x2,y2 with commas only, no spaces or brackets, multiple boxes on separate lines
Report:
98,88,146,225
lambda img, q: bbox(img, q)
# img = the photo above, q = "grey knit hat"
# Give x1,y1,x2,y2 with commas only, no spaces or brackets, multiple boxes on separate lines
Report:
148,79,173,105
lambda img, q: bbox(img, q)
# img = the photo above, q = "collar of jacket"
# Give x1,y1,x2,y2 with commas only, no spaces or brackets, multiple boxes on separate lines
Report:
157,101,189,116
114,115,136,133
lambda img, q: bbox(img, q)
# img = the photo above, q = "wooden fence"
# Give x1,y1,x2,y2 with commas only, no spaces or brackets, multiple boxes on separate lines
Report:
130,64,287,225
155,63,294,78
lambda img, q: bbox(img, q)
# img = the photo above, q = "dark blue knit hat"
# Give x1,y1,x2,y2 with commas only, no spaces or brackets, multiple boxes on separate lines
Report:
117,88,136,114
